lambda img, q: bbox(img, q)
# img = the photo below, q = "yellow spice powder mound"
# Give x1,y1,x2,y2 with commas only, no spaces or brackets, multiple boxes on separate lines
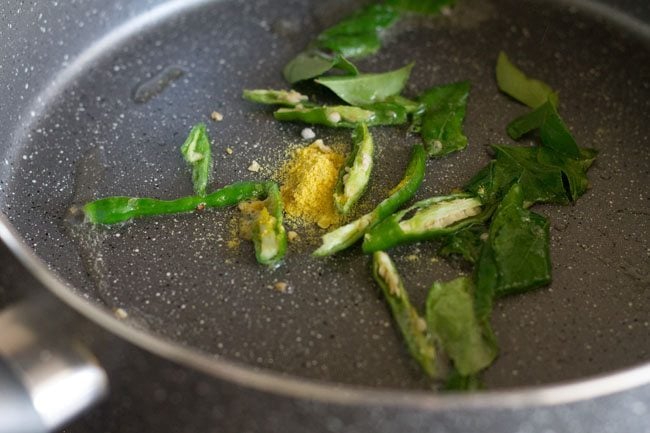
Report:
279,140,345,229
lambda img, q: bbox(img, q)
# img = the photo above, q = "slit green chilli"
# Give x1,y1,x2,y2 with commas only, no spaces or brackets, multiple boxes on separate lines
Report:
313,144,425,256
333,123,374,215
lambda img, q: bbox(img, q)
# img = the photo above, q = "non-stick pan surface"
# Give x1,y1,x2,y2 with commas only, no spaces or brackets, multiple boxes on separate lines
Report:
1,0,648,391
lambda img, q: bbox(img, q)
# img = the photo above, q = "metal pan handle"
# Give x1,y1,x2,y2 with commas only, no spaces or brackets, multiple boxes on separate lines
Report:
0,301,108,433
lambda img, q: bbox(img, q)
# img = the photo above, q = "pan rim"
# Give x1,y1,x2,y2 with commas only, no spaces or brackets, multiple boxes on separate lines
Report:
2,0,649,410
2,213,650,409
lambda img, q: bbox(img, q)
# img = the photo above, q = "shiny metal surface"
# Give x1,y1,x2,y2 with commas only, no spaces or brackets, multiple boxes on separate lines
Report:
0,301,107,432
0,360,47,433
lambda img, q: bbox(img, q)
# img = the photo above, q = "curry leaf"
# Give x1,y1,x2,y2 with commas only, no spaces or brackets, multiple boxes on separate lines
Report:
496,51,559,109
283,51,359,84
284,2,456,83
414,81,471,157
315,4,401,59
426,276,498,376
315,63,414,106
180,123,212,197
482,184,552,296
463,161,496,202
465,142,595,207
438,225,487,264
506,100,551,139
488,145,569,206
507,100,581,159
474,100,597,205
539,110,581,159
334,55,361,75
539,146,598,201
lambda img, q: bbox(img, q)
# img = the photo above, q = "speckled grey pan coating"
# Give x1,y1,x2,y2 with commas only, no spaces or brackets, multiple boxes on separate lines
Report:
0,0,648,390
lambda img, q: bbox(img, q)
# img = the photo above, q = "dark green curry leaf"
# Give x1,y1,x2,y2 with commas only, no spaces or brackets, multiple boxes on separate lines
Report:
539,111,582,159
414,81,471,157
506,100,550,139
465,141,596,207
480,184,552,296
469,100,597,205
469,184,553,345
315,63,414,106
507,101,581,159
438,225,487,264
486,145,569,206
496,51,559,108
426,276,498,376
463,161,495,202
283,2,454,84
315,4,401,59
539,146,598,201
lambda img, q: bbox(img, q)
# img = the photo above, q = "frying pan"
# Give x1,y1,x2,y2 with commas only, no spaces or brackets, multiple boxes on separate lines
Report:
0,0,649,431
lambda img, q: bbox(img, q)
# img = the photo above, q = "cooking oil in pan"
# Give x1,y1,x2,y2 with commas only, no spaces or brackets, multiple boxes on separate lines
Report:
64,147,116,309
132,65,185,104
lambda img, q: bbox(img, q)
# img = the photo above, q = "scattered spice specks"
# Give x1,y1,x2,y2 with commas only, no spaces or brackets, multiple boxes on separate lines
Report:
273,281,291,293
248,160,261,172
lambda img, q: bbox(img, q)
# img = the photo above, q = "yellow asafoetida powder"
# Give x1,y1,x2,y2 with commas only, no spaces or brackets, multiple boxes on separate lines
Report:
279,139,345,229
